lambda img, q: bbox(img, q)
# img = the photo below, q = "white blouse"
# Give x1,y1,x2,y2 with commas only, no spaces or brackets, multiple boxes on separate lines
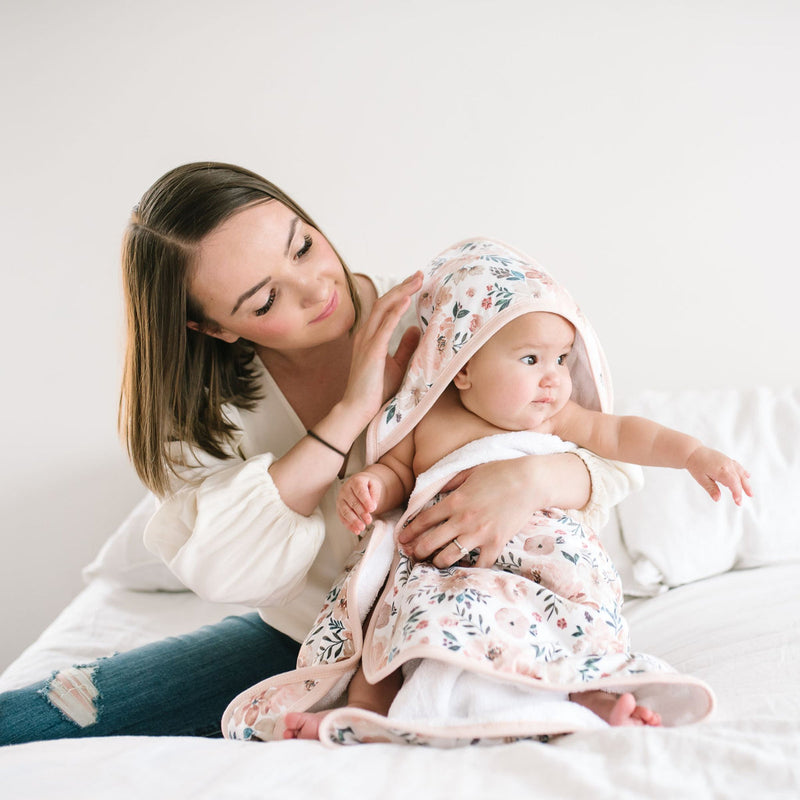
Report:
144,274,642,642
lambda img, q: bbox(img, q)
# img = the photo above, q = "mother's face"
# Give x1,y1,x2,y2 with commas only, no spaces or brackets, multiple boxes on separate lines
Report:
188,200,355,353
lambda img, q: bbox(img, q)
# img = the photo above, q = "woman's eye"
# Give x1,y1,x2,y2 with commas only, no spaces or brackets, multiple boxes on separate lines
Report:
255,288,276,317
521,355,537,365
296,234,312,259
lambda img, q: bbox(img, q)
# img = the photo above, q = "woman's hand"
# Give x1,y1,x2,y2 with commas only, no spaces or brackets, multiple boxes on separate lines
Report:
340,271,423,429
268,272,421,517
397,453,591,569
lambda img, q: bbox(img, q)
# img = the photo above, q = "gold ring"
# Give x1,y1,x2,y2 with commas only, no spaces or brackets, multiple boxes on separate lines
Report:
452,538,470,558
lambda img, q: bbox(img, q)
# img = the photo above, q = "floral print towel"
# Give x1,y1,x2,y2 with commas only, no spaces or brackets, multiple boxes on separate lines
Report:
222,239,715,746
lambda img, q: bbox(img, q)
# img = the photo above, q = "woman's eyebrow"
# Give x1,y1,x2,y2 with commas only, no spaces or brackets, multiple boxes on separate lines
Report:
284,216,299,256
232,276,271,315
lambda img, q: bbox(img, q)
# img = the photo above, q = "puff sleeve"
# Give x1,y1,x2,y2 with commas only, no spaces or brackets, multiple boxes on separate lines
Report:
143,408,326,609
571,448,644,531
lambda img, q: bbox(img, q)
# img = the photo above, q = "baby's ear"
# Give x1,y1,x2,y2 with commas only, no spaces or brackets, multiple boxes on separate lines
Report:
453,364,471,390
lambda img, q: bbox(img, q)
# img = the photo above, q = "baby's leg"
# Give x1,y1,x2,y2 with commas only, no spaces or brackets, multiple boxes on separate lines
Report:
569,690,662,727
283,666,403,740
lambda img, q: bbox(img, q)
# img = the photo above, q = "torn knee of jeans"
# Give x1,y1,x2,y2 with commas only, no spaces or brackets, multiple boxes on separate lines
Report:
40,664,100,728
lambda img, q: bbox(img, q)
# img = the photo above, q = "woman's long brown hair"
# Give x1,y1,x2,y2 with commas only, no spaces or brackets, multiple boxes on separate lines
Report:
120,162,361,496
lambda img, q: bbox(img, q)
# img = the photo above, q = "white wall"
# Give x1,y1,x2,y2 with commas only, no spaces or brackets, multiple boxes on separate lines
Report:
1,0,798,672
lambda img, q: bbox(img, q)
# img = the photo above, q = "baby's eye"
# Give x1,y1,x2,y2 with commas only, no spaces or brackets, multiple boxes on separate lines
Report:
521,355,538,366
557,353,569,365
255,288,277,317
296,234,312,259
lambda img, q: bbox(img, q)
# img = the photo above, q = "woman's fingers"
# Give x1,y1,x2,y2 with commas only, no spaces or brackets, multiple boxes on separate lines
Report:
405,526,504,570
342,272,423,420
438,467,474,494
398,460,541,567
474,541,504,569
399,499,486,563
403,519,456,561
397,500,452,548
363,295,411,348
360,272,422,341
391,325,421,371
431,538,474,569
383,325,421,398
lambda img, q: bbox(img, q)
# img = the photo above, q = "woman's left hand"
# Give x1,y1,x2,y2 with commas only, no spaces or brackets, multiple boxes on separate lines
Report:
339,271,423,430
396,453,591,569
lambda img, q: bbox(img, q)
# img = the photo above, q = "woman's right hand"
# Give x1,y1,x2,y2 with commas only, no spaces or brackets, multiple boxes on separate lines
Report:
340,271,423,429
398,453,592,569
269,272,422,517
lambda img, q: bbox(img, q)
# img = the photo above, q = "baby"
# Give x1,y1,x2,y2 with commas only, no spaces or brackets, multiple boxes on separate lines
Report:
282,241,748,741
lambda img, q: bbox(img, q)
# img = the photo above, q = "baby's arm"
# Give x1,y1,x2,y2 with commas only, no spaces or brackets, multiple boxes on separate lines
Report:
553,401,752,505
337,432,416,534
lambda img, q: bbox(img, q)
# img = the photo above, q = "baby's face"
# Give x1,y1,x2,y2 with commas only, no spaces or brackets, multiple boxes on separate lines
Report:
455,312,575,431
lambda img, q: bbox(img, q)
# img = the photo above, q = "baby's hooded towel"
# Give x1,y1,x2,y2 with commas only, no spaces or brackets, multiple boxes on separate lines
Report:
222,239,714,747
366,238,612,463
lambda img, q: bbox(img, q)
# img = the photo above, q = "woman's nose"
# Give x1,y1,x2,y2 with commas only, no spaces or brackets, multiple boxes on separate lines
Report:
296,273,327,307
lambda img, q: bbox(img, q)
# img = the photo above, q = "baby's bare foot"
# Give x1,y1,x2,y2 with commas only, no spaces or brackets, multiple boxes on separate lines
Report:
282,711,329,740
570,690,662,727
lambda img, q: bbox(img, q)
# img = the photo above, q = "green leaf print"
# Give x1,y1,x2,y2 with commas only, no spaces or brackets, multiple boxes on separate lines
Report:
401,608,426,639
578,656,602,680
452,331,469,353
536,587,562,620
452,301,470,319
479,255,517,268
320,619,350,661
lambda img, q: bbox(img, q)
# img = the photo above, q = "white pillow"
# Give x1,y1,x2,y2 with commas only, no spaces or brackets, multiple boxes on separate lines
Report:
82,494,188,592
615,387,800,590
598,508,665,598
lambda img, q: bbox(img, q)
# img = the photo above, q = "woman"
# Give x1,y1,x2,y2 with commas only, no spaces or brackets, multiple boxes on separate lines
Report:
0,163,639,745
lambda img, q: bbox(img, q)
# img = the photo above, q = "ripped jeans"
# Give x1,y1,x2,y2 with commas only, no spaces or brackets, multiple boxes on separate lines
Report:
0,613,299,746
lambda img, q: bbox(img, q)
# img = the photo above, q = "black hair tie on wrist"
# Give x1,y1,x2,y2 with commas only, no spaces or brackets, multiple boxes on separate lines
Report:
306,429,348,459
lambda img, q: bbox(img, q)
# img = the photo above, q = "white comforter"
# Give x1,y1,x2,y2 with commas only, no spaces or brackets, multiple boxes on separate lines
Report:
2,562,799,799
3,719,797,800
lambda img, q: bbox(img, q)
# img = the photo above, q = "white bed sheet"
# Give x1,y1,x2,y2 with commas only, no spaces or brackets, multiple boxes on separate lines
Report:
2,720,798,800
2,563,799,799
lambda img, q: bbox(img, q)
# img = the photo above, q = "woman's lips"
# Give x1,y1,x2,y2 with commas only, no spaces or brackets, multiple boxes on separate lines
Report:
311,290,338,323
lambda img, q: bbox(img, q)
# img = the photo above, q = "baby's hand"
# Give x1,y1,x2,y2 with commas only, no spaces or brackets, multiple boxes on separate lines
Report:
686,446,753,506
337,472,384,534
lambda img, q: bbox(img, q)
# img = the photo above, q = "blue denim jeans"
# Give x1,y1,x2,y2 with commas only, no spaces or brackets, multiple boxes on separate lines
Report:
0,613,299,746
